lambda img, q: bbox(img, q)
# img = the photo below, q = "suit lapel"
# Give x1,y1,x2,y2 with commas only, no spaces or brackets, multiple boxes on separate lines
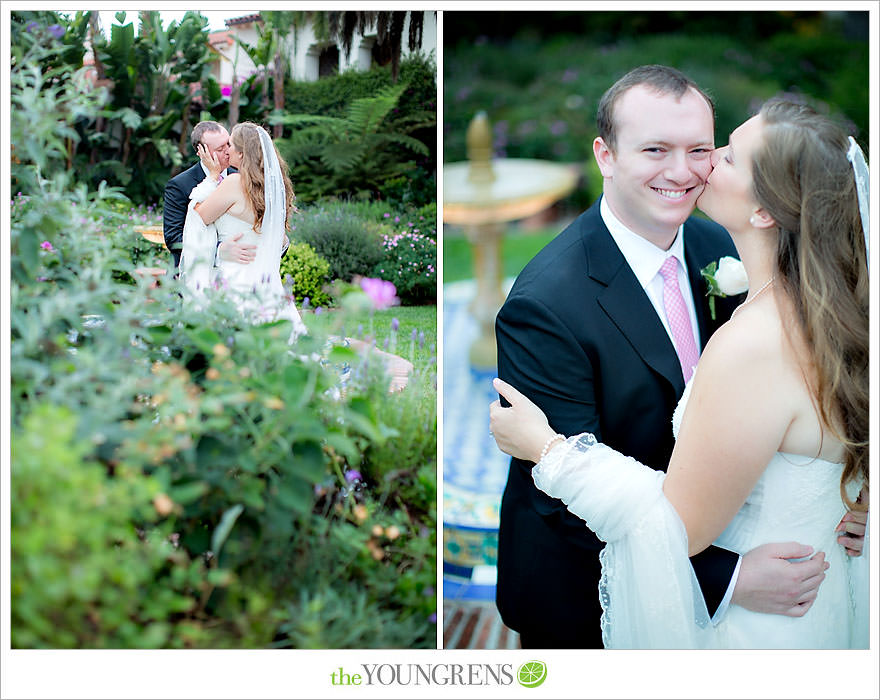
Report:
683,220,723,351
582,205,685,394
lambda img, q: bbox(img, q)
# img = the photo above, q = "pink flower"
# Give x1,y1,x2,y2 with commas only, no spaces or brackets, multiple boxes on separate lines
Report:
360,277,399,310
40,241,55,252
221,85,232,97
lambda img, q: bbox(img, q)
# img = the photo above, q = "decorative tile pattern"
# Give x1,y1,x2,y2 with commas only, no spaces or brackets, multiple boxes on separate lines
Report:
443,281,513,579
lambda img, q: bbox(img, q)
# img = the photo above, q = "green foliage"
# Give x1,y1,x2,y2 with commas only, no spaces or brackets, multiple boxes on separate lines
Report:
444,16,869,213
374,231,437,305
11,403,203,648
280,241,333,308
11,13,436,210
274,80,434,202
290,202,385,283
361,367,436,486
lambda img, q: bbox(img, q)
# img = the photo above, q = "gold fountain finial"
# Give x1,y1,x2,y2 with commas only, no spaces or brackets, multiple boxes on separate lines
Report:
466,111,496,184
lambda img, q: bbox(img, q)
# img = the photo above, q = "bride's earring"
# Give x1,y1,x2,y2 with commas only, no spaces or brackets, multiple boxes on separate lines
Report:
749,215,757,227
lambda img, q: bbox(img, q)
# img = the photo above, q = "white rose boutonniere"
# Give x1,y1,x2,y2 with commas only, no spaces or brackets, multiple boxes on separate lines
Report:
701,256,748,320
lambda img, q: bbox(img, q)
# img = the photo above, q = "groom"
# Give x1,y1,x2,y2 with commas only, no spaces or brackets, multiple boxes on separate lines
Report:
494,65,832,648
163,120,256,269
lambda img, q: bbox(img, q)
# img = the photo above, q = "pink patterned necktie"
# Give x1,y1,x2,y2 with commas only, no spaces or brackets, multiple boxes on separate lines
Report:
658,256,699,383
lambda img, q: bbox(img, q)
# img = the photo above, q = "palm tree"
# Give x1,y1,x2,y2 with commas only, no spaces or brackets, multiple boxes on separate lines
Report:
325,11,428,82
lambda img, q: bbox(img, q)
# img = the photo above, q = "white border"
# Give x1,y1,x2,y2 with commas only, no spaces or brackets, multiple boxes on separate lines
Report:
3,3,878,699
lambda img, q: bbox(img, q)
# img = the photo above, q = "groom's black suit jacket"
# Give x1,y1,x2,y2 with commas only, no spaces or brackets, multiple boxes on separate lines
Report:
495,197,744,648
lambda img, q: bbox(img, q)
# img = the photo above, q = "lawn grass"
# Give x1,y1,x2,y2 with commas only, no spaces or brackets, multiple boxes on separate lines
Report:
304,304,437,371
443,226,559,283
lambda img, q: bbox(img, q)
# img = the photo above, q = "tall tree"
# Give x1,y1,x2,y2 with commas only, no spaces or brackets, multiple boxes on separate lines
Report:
326,11,427,82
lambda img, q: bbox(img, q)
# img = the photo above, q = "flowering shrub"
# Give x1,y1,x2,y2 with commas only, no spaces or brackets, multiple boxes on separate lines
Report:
290,203,384,284
373,231,437,305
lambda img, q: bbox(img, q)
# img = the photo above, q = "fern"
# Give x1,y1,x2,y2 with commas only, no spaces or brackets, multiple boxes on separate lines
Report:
272,80,432,200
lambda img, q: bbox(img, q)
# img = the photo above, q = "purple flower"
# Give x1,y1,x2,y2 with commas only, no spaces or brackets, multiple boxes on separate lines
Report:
360,277,399,310
550,120,568,136
561,68,578,83
429,612,437,624
344,469,362,483
25,21,38,33
390,317,399,332
40,241,55,252
221,85,232,97
302,296,310,309
48,25,65,39
383,213,390,218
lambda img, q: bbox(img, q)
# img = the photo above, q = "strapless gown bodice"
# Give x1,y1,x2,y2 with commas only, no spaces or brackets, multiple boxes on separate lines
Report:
672,380,862,648
214,213,269,293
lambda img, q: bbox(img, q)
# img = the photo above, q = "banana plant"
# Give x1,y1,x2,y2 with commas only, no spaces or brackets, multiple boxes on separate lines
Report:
86,10,215,200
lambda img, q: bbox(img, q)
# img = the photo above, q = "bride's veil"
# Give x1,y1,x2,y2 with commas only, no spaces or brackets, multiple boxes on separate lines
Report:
252,125,286,289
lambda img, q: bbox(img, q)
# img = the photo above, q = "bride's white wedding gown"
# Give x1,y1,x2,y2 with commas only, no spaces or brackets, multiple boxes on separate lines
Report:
180,193,306,339
533,379,869,649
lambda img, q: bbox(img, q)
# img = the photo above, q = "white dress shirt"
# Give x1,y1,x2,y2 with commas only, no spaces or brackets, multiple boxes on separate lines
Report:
199,162,228,181
600,196,701,351
599,196,739,624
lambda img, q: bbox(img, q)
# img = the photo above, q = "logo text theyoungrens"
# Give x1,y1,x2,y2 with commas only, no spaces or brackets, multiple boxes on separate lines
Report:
330,664,515,686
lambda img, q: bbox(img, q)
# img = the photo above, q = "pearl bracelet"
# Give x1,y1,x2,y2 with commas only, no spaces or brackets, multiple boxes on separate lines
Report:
538,433,565,463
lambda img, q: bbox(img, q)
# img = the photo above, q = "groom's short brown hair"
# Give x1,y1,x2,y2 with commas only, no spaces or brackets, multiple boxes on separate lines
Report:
597,65,715,152
190,121,225,152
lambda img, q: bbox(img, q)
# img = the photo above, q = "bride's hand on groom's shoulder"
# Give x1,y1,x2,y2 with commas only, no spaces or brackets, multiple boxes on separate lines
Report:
489,378,556,463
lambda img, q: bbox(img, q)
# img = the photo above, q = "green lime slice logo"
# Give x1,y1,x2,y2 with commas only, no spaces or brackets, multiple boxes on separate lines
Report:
517,660,547,688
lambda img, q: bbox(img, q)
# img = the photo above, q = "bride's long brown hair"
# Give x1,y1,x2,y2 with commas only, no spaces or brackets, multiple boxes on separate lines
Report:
751,98,869,510
230,122,296,233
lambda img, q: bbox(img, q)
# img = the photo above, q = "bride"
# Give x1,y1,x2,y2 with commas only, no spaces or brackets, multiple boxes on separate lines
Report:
490,99,869,648
180,121,307,338
180,121,413,390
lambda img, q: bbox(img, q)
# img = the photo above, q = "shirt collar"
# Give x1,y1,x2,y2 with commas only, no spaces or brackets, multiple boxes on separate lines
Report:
200,162,228,180
600,195,687,288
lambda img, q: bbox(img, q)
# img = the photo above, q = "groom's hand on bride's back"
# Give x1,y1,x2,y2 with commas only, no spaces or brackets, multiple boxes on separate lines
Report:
218,232,256,264
732,542,829,617
836,485,868,557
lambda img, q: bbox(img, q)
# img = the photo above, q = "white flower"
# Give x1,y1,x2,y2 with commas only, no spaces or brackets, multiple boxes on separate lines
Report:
714,256,749,295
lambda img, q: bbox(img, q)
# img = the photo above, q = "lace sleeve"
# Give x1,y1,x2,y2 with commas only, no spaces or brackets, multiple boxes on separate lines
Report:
533,434,717,648
533,433,667,543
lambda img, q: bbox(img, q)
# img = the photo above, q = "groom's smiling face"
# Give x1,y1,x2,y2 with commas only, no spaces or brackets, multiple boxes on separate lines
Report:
594,85,714,246
200,127,231,170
